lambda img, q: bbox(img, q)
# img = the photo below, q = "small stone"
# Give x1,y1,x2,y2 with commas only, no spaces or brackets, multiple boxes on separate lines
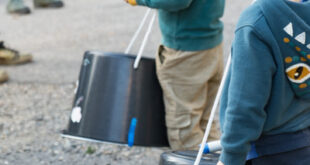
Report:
0,124,4,133
53,142,59,146
58,156,64,161
52,150,60,156
122,151,131,157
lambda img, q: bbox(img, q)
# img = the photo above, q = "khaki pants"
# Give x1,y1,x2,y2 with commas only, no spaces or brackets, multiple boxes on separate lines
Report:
155,43,223,150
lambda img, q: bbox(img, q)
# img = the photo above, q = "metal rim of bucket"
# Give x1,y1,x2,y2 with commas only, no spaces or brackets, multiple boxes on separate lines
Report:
61,133,128,146
85,51,155,61
171,151,219,161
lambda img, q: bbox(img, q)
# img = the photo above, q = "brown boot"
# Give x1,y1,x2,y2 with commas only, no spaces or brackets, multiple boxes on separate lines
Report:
0,41,32,65
0,70,9,83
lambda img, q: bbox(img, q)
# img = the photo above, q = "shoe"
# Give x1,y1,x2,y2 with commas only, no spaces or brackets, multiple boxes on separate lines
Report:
7,0,31,15
0,70,9,83
0,41,33,65
33,0,64,8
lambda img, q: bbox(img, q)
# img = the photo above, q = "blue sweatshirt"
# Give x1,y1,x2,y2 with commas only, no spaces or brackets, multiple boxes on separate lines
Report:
219,0,310,164
135,0,224,51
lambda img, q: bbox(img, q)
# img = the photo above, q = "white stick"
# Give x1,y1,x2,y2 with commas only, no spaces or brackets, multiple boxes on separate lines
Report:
194,55,231,165
133,12,156,69
125,8,151,54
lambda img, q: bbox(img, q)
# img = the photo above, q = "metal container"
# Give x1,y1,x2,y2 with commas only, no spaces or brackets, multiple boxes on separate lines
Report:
62,51,169,147
159,151,219,165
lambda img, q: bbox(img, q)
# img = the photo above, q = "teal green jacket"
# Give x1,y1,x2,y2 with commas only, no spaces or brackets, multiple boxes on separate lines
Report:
220,0,310,164
135,0,225,51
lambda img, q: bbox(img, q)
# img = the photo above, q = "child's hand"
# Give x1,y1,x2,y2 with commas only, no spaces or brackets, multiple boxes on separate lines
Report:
124,0,137,5
217,161,224,165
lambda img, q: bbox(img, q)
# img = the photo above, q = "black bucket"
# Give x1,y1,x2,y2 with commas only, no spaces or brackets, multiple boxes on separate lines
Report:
159,151,219,165
62,51,169,147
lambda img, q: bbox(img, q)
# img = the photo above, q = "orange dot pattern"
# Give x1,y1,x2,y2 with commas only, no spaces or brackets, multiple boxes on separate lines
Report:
301,57,307,62
283,38,290,43
285,57,293,63
299,83,307,89
283,38,310,63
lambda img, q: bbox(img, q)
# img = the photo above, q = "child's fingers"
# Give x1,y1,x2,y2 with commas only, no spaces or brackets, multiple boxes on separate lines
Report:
217,161,224,165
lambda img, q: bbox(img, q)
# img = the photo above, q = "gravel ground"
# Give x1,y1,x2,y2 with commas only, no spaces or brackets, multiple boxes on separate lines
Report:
0,83,165,165
0,0,251,164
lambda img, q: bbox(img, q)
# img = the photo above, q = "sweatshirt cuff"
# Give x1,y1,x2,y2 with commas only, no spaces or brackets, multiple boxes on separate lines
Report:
135,0,146,6
219,150,247,165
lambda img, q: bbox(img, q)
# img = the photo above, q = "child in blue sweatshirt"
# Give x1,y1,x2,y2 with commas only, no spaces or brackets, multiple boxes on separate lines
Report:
218,0,310,165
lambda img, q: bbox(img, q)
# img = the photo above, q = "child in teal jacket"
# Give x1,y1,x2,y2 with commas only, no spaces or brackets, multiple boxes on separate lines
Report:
218,0,310,164
125,0,225,150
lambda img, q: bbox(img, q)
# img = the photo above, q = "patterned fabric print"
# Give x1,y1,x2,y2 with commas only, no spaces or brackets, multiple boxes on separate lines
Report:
283,22,310,97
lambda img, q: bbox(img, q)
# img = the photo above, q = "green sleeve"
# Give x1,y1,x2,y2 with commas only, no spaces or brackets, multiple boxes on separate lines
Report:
219,26,276,165
135,0,193,12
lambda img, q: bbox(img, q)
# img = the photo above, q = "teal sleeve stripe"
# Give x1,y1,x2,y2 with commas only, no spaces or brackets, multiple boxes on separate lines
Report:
136,0,193,11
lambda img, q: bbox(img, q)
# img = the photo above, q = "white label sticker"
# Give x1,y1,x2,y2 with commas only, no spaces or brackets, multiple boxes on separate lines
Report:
71,106,82,123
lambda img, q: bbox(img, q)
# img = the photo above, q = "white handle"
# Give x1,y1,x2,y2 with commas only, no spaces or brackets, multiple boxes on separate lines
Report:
133,12,156,69
125,9,151,54
124,8,156,69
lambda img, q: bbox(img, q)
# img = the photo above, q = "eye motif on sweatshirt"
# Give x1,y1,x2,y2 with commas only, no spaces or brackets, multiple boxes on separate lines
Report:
286,63,310,85
283,22,310,91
